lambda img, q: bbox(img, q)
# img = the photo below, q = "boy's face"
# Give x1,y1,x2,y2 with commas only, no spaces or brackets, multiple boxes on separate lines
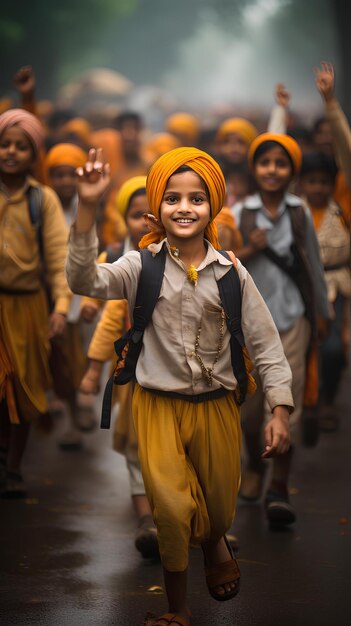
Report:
0,126,34,176
48,165,77,203
313,121,334,156
119,121,141,158
254,146,293,193
217,133,248,165
160,170,210,243
299,170,334,208
125,193,149,245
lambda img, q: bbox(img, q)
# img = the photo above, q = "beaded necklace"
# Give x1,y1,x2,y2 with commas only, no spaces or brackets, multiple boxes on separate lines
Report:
170,244,226,386
194,307,226,386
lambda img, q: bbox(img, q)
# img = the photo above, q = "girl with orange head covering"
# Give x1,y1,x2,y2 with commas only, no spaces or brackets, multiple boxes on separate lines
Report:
66,146,294,626
233,132,330,521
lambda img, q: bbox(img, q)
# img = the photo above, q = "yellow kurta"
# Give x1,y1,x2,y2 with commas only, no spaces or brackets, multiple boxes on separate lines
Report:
87,297,136,456
0,176,71,423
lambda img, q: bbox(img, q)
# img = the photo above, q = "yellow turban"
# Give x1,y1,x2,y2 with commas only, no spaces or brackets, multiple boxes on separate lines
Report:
248,132,302,174
216,117,258,145
139,147,225,249
166,112,200,143
116,175,147,217
44,143,87,180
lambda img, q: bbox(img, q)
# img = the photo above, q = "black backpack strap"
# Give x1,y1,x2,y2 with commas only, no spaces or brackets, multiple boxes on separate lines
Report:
101,245,166,429
27,185,44,260
132,247,166,338
217,250,248,404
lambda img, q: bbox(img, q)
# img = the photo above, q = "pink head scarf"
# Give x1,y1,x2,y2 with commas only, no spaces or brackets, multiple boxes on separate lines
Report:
0,108,44,155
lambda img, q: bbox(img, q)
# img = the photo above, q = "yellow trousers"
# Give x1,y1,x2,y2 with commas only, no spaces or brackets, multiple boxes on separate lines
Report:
132,384,241,571
0,289,51,424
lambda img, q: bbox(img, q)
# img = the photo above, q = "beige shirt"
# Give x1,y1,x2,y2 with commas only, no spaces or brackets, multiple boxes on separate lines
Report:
66,226,294,411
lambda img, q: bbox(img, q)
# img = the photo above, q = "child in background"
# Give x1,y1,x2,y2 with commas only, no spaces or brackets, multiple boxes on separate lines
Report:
66,146,293,626
314,62,351,228
165,113,200,147
80,176,159,558
233,133,330,523
44,143,96,450
0,109,71,497
215,117,257,206
298,152,351,431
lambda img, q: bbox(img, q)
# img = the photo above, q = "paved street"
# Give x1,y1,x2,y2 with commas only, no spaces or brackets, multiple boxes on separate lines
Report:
1,367,350,626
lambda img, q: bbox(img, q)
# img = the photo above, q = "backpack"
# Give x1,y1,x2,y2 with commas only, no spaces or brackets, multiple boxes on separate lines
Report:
27,185,44,258
101,245,250,429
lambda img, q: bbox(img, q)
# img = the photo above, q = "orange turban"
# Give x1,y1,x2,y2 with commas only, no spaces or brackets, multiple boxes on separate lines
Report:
0,108,44,154
116,176,147,216
215,207,243,251
0,98,13,115
62,117,92,146
143,133,180,165
216,117,258,145
166,113,200,143
44,143,87,180
248,132,302,174
90,128,123,178
139,147,225,249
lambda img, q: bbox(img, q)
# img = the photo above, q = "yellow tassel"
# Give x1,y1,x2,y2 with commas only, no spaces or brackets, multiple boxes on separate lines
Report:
187,264,198,286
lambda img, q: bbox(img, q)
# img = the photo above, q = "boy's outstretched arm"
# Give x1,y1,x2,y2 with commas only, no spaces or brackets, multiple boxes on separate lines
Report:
315,61,351,188
14,65,37,114
267,83,290,134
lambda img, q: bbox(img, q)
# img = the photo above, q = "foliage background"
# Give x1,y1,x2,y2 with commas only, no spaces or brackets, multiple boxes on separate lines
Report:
0,0,350,114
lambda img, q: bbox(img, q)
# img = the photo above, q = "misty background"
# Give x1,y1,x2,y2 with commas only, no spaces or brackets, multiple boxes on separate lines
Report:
0,0,350,126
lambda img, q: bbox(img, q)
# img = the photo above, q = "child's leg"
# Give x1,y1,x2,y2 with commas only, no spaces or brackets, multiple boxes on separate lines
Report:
127,456,159,559
0,402,32,497
0,401,10,491
162,568,188,617
265,317,310,523
240,375,266,500
319,294,346,429
133,387,198,616
184,393,241,598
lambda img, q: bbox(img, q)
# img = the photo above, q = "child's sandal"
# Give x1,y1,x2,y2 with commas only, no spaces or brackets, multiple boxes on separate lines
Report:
203,536,240,602
144,612,190,626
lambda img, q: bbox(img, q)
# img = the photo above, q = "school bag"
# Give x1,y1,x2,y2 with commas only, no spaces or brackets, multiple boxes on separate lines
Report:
27,185,44,258
101,245,250,429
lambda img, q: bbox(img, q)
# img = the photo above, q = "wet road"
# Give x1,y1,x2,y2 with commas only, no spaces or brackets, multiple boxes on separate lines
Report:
1,369,350,626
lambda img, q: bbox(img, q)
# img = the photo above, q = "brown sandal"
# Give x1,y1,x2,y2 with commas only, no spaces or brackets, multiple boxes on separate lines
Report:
144,613,190,626
203,536,240,602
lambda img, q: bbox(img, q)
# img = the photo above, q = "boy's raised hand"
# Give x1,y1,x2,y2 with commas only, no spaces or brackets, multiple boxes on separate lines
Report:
14,65,36,98
77,148,111,207
314,61,335,103
275,83,290,108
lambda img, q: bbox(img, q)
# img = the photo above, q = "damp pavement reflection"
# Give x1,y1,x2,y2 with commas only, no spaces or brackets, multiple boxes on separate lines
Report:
1,369,350,626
